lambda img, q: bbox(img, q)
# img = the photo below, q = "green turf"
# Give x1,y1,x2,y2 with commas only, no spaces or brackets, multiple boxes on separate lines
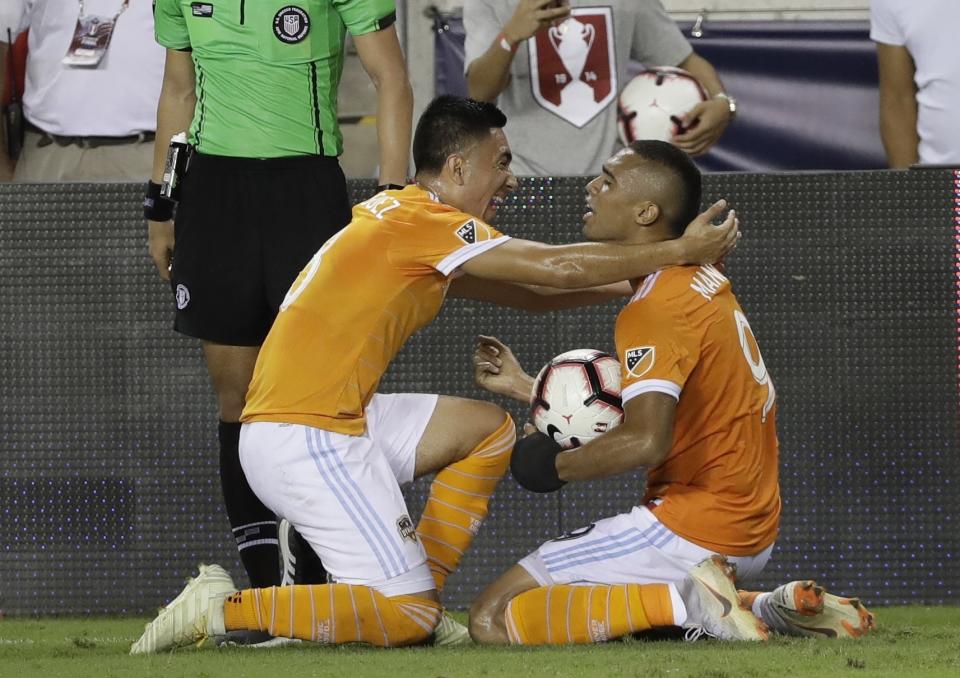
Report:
2,607,958,678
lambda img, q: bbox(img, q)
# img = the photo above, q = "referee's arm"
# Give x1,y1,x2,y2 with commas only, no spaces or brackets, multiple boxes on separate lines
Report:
148,48,196,281
353,25,412,187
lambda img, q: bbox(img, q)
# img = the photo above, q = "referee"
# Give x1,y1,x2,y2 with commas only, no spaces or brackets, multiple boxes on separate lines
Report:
144,0,412,591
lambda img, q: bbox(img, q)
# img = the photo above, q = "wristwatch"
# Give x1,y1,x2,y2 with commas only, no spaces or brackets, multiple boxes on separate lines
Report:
714,92,737,121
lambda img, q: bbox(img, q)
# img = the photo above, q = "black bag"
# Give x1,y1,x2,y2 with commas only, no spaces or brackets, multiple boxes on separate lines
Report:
3,29,24,160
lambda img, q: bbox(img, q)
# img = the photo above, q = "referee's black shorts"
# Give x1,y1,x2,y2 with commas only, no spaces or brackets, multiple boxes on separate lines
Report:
169,152,352,346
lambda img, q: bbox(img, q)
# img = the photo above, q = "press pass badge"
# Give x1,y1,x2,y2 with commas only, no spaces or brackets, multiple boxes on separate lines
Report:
62,0,130,68
161,133,190,201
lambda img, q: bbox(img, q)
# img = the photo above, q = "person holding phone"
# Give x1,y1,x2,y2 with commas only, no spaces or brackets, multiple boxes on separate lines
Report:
463,0,735,175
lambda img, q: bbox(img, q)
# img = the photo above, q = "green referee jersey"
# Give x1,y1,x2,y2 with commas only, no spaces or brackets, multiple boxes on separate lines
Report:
154,0,396,158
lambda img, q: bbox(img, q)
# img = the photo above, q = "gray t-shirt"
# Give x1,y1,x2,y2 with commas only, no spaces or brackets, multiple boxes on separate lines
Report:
464,0,692,176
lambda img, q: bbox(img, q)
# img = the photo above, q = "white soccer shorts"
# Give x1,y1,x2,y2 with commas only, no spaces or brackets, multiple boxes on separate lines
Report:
239,393,439,597
519,505,773,587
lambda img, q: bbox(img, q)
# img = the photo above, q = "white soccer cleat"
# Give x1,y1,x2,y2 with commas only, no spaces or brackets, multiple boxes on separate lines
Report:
741,580,876,638
683,556,769,642
433,611,472,647
130,564,238,655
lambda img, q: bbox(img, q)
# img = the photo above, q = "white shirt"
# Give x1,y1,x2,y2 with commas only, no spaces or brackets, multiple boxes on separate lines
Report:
870,0,960,165
1,0,164,136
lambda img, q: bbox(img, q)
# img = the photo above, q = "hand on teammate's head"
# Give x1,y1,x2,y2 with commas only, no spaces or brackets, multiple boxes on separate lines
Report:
679,200,740,265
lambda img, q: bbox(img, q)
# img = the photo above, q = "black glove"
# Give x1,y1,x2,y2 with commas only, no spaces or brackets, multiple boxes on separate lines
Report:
510,432,566,493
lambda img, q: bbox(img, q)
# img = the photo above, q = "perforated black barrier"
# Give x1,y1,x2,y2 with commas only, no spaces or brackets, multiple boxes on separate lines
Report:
0,171,957,616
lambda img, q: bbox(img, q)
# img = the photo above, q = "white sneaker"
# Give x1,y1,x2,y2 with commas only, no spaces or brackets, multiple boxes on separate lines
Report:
433,611,471,647
130,564,238,654
682,556,769,642
278,519,296,587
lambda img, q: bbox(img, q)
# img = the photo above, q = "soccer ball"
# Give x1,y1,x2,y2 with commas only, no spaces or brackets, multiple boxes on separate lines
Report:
617,66,707,145
530,349,624,449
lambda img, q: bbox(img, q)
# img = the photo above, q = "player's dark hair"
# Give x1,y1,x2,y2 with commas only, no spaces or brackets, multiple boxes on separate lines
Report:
628,140,702,238
413,95,508,175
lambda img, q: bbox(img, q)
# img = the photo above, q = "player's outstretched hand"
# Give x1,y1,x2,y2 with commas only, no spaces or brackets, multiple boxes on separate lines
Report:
678,200,740,265
474,335,531,401
148,219,175,282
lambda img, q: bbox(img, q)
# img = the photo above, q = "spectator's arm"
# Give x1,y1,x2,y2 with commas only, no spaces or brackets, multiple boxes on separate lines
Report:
672,52,732,156
466,0,569,102
353,24,412,186
876,42,919,168
147,48,195,282
0,41,12,181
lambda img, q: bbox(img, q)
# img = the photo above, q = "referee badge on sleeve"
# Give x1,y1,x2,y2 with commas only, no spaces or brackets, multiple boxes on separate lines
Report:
624,347,655,378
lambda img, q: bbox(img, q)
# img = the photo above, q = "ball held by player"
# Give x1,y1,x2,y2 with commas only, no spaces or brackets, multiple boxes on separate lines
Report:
530,349,624,449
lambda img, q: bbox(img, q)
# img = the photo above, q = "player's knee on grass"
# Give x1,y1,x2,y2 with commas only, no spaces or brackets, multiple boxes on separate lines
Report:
468,588,512,645
468,565,539,645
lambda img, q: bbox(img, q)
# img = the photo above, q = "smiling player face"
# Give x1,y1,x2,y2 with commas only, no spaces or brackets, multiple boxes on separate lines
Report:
582,149,660,243
458,128,518,223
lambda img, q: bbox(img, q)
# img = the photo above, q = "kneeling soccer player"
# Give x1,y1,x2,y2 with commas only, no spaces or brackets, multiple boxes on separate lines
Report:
131,97,740,654
468,141,875,645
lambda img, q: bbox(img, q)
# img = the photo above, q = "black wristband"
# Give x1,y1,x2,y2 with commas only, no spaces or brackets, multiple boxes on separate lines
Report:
143,180,176,222
510,432,566,493
377,183,405,192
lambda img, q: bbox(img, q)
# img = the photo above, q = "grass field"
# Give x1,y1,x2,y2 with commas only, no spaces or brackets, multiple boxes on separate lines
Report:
3,607,959,678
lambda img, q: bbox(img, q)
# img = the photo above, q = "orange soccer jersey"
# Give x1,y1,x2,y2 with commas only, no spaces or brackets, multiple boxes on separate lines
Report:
241,186,509,434
616,264,781,556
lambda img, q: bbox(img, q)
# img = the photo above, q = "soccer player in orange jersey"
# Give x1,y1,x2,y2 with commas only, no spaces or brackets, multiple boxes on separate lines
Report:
130,97,742,654
467,140,875,645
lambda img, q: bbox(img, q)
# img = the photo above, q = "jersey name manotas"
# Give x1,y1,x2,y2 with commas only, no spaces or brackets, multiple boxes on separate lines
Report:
241,186,509,434
616,264,781,555
153,0,396,157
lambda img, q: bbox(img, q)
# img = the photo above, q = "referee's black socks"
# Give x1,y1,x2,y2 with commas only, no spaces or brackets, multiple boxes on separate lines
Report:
218,420,282,588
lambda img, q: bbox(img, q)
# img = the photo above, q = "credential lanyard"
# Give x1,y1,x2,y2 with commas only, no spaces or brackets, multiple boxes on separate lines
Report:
62,0,132,68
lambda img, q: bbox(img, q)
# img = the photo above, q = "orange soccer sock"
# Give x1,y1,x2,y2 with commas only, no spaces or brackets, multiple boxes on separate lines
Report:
504,583,677,645
417,415,515,590
222,584,441,647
